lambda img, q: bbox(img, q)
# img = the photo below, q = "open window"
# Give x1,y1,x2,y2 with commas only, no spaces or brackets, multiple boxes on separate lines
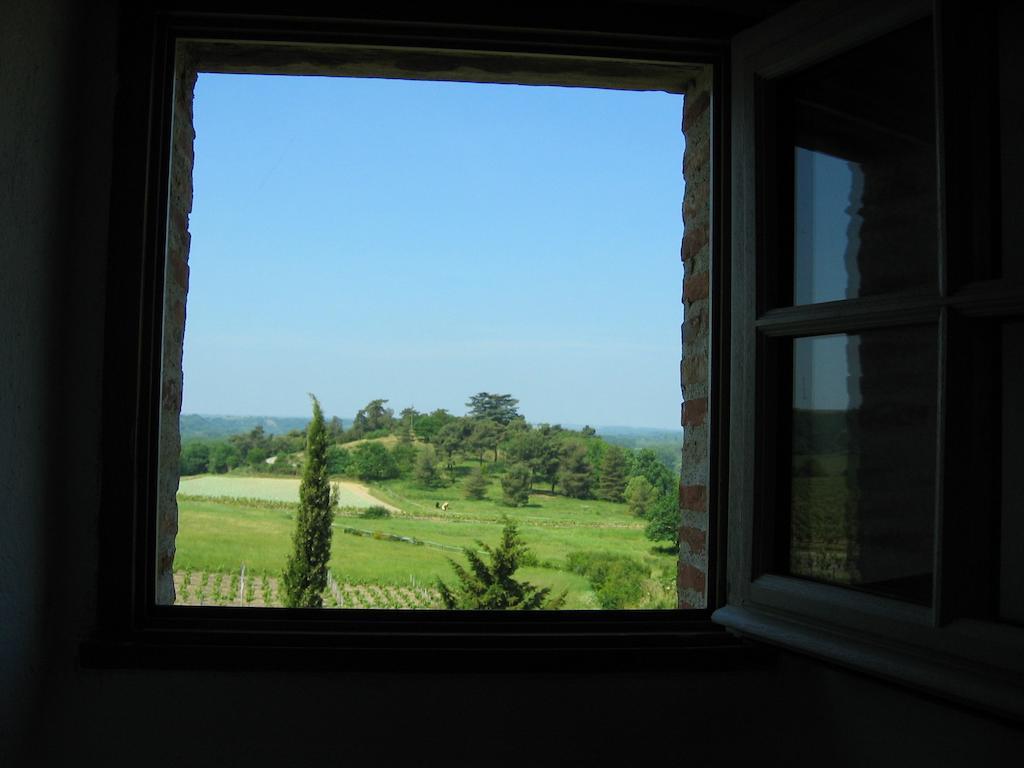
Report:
716,0,1024,719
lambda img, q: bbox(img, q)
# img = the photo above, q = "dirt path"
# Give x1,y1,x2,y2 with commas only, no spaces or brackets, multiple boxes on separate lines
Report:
335,481,401,513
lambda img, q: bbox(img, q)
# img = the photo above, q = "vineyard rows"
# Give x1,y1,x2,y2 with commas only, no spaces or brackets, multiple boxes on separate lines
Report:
172,570,440,609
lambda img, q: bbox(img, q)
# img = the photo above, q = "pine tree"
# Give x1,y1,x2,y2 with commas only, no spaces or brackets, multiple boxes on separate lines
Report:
437,518,565,609
414,446,443,488
500,462,532,507
557,442,593,499
597,445,628,502
281,395,334,608
464,465,490,500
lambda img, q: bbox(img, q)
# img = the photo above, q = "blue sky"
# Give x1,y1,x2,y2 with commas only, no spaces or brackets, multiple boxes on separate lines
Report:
182,74,686,428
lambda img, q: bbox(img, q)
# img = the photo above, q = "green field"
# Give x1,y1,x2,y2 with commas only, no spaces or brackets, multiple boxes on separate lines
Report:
178,475,387,508
174,470,677,610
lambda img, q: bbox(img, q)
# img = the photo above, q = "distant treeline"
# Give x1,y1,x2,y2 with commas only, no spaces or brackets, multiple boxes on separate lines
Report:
179,393,686,545
180,414,321,441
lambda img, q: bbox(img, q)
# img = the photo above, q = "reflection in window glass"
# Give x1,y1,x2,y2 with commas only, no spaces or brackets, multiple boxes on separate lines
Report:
786,17,937,305
789,328,937,604
1001,321,1024,623
794,149,863,304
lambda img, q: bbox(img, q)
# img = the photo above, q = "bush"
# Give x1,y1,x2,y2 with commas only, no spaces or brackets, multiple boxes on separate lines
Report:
566,551,646,609
359,505,391,519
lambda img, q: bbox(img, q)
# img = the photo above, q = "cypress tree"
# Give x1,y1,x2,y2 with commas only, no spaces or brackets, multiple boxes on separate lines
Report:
282,394,334,608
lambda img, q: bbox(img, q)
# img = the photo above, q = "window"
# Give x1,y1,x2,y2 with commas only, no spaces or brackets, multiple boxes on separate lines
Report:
717,0,1024,719
169,72,687,612
95,6,730,657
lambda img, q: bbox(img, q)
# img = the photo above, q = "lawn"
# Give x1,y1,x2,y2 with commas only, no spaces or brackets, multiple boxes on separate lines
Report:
174,464,678,610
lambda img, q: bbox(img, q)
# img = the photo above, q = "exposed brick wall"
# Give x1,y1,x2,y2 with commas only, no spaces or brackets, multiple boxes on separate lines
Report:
678,66,712,609
156,52,197,604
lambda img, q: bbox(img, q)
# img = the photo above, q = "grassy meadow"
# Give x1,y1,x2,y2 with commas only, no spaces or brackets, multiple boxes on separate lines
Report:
175,455,677,610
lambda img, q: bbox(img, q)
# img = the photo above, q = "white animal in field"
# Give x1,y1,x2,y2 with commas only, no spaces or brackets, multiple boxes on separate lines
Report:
441,501,450,511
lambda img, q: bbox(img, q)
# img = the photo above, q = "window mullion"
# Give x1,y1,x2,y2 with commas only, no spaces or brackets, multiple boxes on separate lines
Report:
755,296,942,337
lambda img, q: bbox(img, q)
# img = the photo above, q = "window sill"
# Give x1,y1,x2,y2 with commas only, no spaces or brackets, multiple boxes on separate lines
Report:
712,604,1024,723
79,615,763,672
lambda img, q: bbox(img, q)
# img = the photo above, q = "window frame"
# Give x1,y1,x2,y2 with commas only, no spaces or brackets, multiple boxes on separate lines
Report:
90,3,737,664
714,0,1024,721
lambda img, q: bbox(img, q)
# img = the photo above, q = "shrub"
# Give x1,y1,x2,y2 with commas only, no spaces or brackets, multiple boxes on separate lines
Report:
359,505,391,519
436,518,565,609
566,551,646,609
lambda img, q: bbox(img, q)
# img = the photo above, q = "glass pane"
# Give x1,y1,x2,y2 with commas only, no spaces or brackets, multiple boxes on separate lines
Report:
789,327,937,604
1001,320,1024,623
786,18,937,305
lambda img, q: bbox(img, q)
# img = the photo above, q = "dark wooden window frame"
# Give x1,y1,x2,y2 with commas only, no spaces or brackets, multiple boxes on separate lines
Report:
87,4,741,669
714,0,1024,721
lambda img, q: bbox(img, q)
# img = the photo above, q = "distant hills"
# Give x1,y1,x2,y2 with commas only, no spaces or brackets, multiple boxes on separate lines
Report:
180,414,679,444
180,414,340,441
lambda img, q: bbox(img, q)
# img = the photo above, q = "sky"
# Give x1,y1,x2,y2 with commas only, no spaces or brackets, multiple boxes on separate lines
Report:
792,148,865,411
182,74,686,429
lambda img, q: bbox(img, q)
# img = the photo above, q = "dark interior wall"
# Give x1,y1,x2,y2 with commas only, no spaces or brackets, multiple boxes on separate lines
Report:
1,1,1023,765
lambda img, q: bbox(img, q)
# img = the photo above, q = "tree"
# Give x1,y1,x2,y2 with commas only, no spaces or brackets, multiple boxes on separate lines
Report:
436,419,471,476
467,418,501,464
624,475,656,517
325,444,351,475
180,441,210,475
398,406,419,443
504,425,560,490
501,462,532,506
413,446,444,488
465,392,520,425
208,441,239,473
281,395,334,608
436,518,565,609
644,492,681,547
597,445,629,502
326,416,345,442
352,441,399,481
630,448,676,497
464,466,490,500
557,442,593,499
390,442,417,476
352,398,394,436
412,408,455,444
